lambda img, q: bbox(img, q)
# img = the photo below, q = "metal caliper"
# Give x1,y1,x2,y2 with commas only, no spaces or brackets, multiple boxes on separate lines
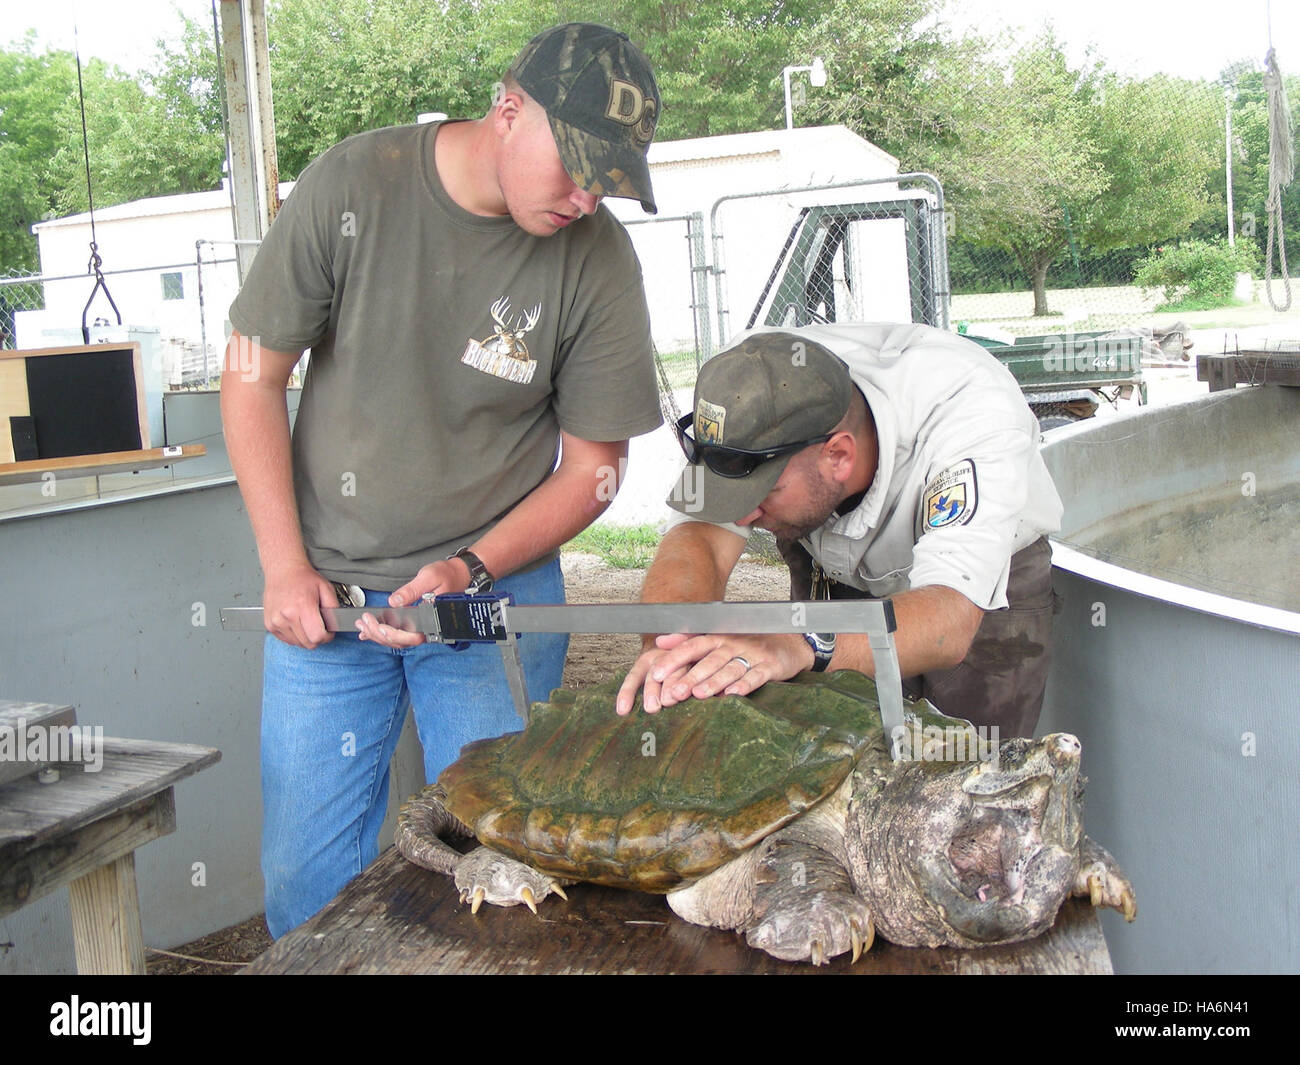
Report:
220,596,908,761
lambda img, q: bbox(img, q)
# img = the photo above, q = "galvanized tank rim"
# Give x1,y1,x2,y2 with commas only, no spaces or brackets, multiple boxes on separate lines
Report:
1050,539,1300,637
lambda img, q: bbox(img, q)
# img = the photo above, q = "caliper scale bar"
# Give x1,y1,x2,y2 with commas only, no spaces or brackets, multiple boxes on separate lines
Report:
221,596,907,760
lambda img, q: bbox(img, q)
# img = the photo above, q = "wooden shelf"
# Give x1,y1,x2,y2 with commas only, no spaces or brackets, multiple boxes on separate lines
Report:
0,444,207,487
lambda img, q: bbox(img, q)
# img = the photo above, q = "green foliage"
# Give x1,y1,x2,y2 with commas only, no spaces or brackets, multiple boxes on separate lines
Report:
1133,238,1259,306
797,0,974,166
267,0,552,177
0,21,223,273
555,0,828,140
1188,70,1300,264
937,34,1219,314
566,523,662,568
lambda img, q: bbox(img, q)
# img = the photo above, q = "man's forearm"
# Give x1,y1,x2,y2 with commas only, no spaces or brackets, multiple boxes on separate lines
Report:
640,522,741,605
219,339,310,576
468,434,628,581
827,584,985,678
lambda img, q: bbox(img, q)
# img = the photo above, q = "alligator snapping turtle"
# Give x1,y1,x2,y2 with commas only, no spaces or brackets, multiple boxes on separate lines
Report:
397,670,1135,965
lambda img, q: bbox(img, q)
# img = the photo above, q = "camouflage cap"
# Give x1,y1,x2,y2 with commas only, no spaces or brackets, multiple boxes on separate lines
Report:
668,331,853,522
509,23,659,214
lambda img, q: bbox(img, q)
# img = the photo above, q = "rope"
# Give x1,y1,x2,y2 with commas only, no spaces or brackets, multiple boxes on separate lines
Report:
1263,47,1293,311
72,20,122,342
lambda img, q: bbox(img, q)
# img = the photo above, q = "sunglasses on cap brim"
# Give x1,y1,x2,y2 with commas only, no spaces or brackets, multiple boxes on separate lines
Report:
674,413,835,479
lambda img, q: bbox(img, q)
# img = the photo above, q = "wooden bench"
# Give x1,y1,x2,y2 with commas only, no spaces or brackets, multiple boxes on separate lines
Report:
246,846,1113,975
0,701,220,974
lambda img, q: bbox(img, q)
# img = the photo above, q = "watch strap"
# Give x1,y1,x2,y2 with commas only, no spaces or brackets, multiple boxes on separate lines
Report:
802,631,836,672
450,547,494,594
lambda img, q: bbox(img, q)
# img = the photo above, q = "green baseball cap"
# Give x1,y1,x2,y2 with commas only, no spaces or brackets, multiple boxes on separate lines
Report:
509,23,660,214
667,331,854,522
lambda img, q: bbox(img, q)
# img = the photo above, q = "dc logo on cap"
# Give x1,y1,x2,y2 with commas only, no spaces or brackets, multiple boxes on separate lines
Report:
605,79,657,143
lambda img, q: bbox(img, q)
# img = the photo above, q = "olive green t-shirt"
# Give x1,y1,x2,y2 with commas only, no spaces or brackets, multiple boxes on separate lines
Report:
229,122,661,589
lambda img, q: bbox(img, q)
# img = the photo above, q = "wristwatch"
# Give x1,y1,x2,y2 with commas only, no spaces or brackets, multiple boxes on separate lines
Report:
802,632,836,672
449,547,494,594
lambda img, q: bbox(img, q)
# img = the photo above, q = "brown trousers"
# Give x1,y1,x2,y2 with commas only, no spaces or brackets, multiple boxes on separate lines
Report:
778,536,1057,738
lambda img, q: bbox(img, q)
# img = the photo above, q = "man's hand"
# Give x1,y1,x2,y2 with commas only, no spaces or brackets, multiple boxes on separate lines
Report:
263,564,339,649
616,632,815,715
356,558,472,649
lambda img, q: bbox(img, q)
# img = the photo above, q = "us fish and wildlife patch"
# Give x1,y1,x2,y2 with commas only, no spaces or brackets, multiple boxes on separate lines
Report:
922,459,978,530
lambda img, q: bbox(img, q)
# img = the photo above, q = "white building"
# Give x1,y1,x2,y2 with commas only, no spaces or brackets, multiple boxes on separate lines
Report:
23,183,277,384
26,124,914,363
606,124,912,353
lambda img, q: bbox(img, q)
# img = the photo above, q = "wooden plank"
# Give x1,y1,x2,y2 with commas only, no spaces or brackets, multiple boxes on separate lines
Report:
0,444,206,486
0,358,29,464
0,701,78,786
0,789,175,918
68,851,147,975
245,848,1112,975
1197,353,1300,390
0,738,219,853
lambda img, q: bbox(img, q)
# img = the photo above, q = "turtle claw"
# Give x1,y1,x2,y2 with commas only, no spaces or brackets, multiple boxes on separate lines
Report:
552,883,569,901
746,892,875,966
849,917,871,964
453,846,570,914
1075,836,1137,921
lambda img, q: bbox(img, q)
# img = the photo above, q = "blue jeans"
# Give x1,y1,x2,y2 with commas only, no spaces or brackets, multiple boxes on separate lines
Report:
260,559,567,938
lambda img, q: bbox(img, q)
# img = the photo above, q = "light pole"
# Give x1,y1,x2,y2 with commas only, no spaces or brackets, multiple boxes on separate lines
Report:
1219,59,1253,247
783,57,827,130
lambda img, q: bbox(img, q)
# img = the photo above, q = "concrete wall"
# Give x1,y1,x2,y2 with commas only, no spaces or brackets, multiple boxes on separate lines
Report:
0,473,423,973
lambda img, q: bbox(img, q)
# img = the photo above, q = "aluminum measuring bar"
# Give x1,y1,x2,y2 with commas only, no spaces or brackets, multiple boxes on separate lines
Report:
220,595,907,758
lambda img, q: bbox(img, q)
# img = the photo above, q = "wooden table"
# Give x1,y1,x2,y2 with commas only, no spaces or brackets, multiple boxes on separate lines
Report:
0,701,220,974
246,847,1113,975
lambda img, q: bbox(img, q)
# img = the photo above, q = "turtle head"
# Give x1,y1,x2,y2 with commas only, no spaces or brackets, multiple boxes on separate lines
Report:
851,732,1087,947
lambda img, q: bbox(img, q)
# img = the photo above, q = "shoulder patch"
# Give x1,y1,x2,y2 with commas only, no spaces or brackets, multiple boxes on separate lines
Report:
922,459,978,530
695,399,727,443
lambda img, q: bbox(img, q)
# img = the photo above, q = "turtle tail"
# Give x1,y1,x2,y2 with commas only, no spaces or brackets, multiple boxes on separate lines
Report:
396,783,475,876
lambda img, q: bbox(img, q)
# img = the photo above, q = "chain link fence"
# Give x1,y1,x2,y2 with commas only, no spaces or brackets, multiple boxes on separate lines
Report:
936,47,1296,349
0,255,237,387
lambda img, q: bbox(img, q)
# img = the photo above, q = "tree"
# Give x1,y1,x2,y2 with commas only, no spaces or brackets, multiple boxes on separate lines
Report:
556,0,830,140
939,35,1218,315
795,0,975,165
266,0,555,178
0,23,223,274
1191,68,1300,267
0,35,78,272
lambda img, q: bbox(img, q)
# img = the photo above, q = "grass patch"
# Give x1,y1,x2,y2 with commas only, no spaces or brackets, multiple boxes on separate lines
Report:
565,524,662,569
1153,294,1249,313
655,348,700,392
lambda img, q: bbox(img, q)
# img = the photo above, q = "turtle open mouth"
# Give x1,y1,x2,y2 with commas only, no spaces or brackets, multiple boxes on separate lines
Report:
947,804,1043,905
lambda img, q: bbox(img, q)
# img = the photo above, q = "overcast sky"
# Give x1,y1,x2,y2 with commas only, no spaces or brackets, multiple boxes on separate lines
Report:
0,0,1294,83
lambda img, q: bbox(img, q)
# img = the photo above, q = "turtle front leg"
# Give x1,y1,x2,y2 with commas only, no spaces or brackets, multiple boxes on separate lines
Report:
396,784,570,915
1073,835,1137,921
668,833,873,966
743,836,874,965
